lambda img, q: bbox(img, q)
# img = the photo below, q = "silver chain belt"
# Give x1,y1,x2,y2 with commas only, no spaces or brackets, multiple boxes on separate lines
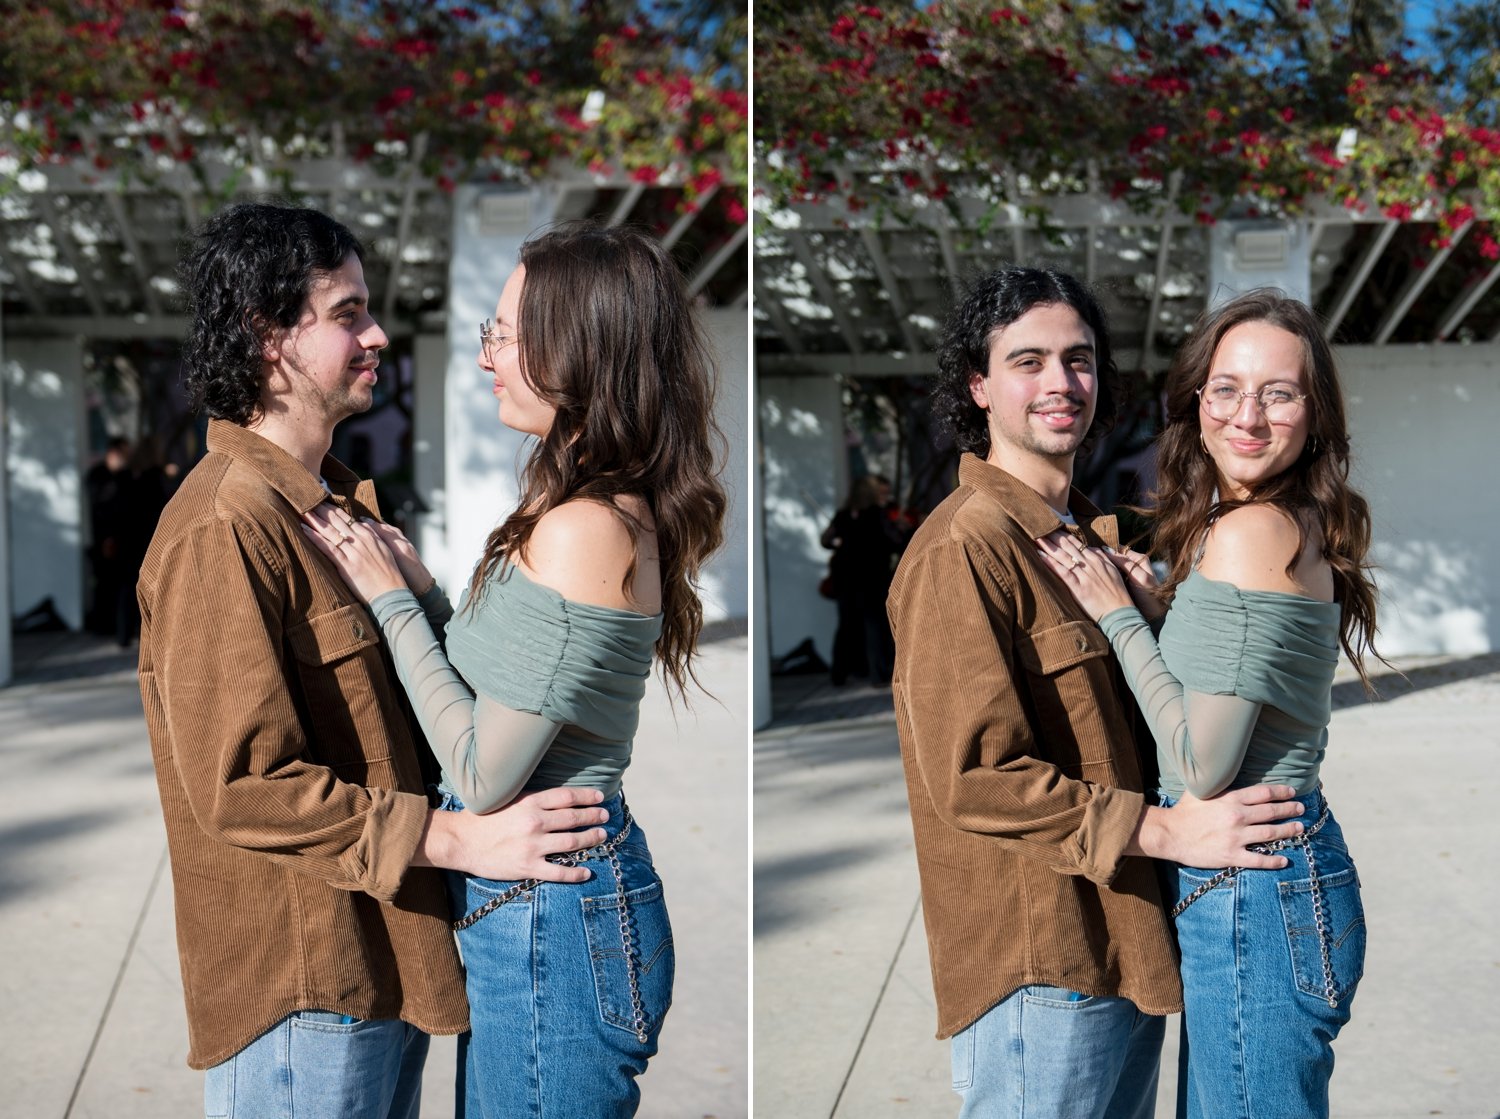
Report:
451,802,651,1042
1170,805,1341,1009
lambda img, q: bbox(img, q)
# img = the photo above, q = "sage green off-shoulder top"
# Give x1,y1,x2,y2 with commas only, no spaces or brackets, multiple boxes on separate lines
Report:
1099,570,1341,799
370,565,662,813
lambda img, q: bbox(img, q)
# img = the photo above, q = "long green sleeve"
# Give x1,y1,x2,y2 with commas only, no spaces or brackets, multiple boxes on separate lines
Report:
370,588,562,814
1099,605,1263,798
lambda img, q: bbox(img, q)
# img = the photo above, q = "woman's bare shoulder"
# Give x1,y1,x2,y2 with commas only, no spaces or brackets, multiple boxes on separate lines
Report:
1199,504,1328,596
519,500,647,610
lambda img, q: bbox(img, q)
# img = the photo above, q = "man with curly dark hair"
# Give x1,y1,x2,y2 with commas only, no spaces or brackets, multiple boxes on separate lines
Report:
888,266,1308,1117
137,201,611,1117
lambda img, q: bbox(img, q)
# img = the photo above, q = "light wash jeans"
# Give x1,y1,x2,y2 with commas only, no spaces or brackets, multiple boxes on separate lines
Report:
950,984,1165,1118
202,1010,429,1119
442,790,673,1118
1164,788,1365,1119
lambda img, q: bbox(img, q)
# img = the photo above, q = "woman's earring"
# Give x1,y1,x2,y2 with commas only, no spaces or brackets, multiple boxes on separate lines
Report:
1307,435,1320,457
1199,430,1207,452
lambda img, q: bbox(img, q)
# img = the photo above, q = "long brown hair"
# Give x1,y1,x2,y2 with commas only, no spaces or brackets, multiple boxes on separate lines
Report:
1147,289,1381,686
464,221,728,699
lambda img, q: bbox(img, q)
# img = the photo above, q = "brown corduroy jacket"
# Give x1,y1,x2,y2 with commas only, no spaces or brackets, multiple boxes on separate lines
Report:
137,420,467,1069
888,455,1183,1038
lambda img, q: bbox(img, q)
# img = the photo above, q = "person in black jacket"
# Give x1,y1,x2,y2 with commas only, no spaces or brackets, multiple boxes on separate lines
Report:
821,473,908,686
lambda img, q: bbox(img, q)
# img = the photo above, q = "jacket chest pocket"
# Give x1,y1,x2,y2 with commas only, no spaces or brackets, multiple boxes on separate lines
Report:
1014,620,1114,771
287,604,394,767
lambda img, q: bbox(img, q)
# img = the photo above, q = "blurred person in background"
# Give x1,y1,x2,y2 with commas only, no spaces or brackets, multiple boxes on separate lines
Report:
821,473,907,686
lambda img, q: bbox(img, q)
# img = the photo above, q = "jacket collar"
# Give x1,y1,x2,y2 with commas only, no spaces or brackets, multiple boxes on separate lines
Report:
958,452,1119,549
206,419,380,518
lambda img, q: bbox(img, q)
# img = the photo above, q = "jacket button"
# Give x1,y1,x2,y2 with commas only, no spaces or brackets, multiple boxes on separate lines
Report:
1076,636,1088,651
353,621,366,640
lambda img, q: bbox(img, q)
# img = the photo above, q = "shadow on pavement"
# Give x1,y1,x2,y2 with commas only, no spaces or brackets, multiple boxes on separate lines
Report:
0,807,125,907
1332,651,1500,709
8,630,139,688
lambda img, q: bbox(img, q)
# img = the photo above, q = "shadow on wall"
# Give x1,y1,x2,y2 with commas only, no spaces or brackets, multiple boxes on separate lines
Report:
759,390,841,664
5,356,83,625
1371,537,1494,656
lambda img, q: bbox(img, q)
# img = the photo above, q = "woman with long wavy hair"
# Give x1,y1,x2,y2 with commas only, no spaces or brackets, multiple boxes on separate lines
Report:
1038,289,1377,1118
304,220,726,1117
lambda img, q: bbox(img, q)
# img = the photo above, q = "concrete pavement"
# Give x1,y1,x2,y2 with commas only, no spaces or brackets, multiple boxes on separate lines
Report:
0,628,747,1119
754,662,1500,1119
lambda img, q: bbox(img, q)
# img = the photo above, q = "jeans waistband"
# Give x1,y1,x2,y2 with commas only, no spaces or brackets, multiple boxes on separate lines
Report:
1159,784,1327,825
435,787,629,834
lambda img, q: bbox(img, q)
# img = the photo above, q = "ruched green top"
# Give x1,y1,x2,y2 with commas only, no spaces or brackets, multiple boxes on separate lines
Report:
1099,571,1340,799
370,565,661,813
446,565,662,791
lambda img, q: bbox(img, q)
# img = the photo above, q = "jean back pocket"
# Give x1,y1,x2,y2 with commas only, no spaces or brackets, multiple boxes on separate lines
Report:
1277,866,1366,1004
581,878,674,1037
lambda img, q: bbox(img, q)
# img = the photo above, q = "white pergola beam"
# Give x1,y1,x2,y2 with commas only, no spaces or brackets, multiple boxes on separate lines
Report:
784,229,864,355
32,193,106,317
607,183,648,227
382,132,429,324
327,122,347,219
753,277,806,355
80,127,164,317
686,222,748,299
0,238,48,315
918,166,963,294
776,190,1384,238
1002,170,1024,262
837,169,922,352
662,185,715,250
758,352,937,376
1323,221,1398,339
1373,220,1473,344
1434,256,1500,341
857,226,922,352
1137,171,1182,370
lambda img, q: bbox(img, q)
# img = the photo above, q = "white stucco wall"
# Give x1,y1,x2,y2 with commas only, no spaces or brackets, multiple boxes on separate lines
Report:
1341,343,1500,655
704,308,749,624
0,303,9,684
5,337,85,631
757,374,844,667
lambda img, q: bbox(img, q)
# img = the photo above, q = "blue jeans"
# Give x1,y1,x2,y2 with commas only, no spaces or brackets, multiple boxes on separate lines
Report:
202,1010,429,1119
442,791,673,1118
1164,789,1365,1119
950,985,1165,1119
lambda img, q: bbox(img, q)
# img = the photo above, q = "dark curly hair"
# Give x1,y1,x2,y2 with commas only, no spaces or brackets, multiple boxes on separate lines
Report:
464,221,728,700
933,266,1121,459
179,202,364,424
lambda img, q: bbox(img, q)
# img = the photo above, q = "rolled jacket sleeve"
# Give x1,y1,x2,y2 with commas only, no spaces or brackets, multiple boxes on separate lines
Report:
892,538,1144,886
149,515,428,903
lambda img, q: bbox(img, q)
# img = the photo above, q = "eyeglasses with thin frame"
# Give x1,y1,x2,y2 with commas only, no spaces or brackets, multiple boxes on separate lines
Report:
1196,382,1307,423
479,319,518,365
